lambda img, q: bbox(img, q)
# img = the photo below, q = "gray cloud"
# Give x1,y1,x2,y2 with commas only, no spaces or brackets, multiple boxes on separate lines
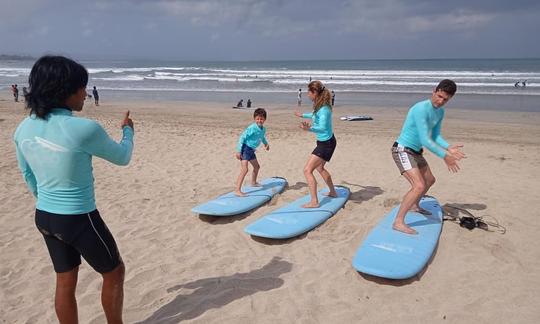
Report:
0,0,539,60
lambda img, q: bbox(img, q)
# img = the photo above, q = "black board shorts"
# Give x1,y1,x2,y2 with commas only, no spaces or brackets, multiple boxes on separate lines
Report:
35,209,122,273
312,135,337,162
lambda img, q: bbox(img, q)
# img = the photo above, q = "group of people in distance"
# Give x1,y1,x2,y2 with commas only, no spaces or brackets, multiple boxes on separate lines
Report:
13,56,465,323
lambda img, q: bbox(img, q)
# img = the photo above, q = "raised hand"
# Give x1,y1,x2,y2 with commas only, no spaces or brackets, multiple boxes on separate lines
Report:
121,110,134,130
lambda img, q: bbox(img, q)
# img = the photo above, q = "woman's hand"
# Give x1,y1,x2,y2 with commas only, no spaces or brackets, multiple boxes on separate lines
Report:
300,121,311,130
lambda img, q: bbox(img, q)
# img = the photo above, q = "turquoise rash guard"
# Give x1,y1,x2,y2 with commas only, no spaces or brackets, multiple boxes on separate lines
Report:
236,122,268,152
396,99,449,158
302,105,333,141
13,108,134,215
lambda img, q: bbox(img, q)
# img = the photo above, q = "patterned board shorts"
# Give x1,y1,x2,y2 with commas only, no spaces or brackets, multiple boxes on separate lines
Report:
391,142,427,174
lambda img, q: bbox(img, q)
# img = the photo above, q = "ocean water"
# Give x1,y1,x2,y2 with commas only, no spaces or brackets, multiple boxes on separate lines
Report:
2,58,539,111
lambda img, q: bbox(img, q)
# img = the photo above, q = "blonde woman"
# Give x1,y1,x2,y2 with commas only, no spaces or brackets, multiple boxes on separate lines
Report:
294,81,337,208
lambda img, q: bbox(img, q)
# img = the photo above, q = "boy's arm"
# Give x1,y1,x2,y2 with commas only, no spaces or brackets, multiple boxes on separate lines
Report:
261,128,268,145
236,127,251,152
302,112,313,118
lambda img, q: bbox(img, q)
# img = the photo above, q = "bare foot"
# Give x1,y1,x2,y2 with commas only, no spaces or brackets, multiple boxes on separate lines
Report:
251,182,262,187
323,191,338,198
302,202,320,208
392,223,418,235
234,191,247,197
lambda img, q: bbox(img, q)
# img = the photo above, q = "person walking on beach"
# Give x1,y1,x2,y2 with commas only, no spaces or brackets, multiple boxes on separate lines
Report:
92,86,100,106
234,108,270,196
13,84,19,102
294,81,337,208
22,86,28,101
331,90,335,106
297,88,302,107
391,79,465,234
13,56,134,323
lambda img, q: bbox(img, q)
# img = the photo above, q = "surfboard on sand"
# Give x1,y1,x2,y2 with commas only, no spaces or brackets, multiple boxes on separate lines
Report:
340,115,373,121
191,177,287,216
244,186,350,239
352,196,443,279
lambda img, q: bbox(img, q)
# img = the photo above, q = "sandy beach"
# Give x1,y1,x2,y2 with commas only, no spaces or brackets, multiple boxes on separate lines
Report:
1,93,540,323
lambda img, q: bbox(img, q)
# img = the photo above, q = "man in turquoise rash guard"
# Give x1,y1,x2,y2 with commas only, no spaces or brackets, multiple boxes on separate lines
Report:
391,79,465,235
295,81,337,208
13,56,133,323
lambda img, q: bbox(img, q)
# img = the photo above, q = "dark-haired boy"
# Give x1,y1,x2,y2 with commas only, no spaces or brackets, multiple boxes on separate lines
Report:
234,108,270,196
391,79,465,234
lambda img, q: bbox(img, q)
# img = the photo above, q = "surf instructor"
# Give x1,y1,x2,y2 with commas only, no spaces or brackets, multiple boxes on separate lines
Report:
13,55,134,323
391,79,465,234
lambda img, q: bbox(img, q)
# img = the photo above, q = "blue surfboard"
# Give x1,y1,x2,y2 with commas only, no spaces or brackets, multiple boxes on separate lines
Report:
244,186,350,239
352,196,443,279
191,177,287,216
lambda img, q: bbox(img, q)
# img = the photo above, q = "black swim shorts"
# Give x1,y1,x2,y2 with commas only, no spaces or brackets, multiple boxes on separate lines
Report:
35,209,122,273
312,135,337,162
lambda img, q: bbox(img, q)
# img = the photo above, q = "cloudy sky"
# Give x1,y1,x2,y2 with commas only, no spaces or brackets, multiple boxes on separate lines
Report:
1,0,539,60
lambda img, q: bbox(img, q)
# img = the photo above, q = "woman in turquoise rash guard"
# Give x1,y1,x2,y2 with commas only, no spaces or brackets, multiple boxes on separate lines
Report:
295,81,338,208
13,56,134,324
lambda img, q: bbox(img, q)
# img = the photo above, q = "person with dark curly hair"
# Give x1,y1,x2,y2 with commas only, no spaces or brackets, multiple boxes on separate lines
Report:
13,55,134,323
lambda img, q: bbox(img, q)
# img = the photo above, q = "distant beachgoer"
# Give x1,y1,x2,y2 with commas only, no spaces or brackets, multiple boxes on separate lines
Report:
247,99,252,108
22,87,28,101
514,81,520,88
391,79,465,235
92,86,99,106
13,84,19,102
294,81,337,208
13,55,133,323
297,89,302,107
234,108,269,196
309,76,312,82
522,80,527,87
237,99,244,108
331,90,335,106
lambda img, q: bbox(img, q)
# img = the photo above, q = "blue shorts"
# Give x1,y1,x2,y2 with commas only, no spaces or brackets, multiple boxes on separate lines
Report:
240,144,257,161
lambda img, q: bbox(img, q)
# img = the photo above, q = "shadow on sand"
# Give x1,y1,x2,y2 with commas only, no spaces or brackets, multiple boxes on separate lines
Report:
137,257,292,323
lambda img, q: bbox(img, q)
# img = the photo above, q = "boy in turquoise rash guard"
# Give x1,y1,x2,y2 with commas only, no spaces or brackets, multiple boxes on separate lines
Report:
391,79,465,234
295,81,337,208
13,56,133,323
234,108,270,196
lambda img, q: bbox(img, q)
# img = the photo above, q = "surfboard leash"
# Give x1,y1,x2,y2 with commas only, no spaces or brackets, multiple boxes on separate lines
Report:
442,204,506,234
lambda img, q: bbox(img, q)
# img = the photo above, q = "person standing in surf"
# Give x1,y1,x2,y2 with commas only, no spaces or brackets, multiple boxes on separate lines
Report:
391,79,465,234
13,56,134,323
294,80,337,208
234,108,270,196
